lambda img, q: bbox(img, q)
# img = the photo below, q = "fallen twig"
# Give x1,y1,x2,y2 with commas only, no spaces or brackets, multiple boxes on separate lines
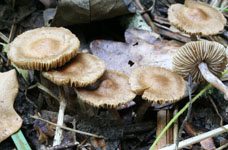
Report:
47,142,80,150
175,75,193,149
30,115,104,138
216,143,228,150
160,124,228,150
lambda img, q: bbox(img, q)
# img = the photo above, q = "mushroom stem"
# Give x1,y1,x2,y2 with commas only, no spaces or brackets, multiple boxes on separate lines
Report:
198,62,228,99
136,102,151,123
53,86,67,146
190,35,198,41
77,96,96,117
108,108,122,125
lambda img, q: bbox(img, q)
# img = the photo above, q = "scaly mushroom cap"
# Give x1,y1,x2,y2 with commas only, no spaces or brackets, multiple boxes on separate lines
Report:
168,1,226,36
75,70,136,108
42,53,106,87
173,41,227,83
129,66,186,104
8,27,80,70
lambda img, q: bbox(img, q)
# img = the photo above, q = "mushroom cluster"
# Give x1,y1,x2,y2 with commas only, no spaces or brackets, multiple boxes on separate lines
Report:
6,1,228,148
8,26,137,143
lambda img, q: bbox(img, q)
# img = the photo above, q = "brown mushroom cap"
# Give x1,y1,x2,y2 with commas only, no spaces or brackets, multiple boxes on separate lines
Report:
168,1,226,36
42,53,106,87
75,70,136,108
173,41,227,83
8,27,80,70
129,66,186,104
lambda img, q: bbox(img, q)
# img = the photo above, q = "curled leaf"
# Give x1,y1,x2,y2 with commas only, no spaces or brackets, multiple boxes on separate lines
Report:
0,69,23,142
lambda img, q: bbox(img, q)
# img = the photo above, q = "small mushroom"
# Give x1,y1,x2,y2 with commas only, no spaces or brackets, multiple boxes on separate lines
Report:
75,70,136,125
42,53,106,145
129,66,186,121
8,27,80,70
173,40,228,99
168,1,226,40
42,53,106,87
129,66,186,148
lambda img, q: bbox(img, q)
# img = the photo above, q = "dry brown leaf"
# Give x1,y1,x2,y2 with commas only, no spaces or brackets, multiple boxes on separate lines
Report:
0,69,23,142
200,138,216,150
90,28,182,75
51,0,129,26
90,137,106,150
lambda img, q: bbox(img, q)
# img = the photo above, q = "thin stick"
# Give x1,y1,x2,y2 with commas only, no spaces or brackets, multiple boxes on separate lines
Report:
53,86,67,146
160,124,228,150
0,32,9,43
208,95,228,133
173,106,178,142
47,142,79,150
208,96,224,127
216,143,228,150
30,115,104,138
135,0,158,33
175,75,193,149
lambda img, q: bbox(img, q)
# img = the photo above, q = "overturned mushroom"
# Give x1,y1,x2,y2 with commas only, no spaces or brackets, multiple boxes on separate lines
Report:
173,41,228,98
129,66,186,121
75,70,136,125
8,27,80,70
168,0,226,40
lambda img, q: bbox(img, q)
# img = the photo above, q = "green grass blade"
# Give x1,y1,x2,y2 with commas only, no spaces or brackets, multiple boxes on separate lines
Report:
11,130,31,150
218,8,228,12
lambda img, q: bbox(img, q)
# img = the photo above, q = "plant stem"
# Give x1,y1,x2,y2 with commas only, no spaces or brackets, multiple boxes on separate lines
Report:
30,115,104,138
108,108,122,125
136,102,151,122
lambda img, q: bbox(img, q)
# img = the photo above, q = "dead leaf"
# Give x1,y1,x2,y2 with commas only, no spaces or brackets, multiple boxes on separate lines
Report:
0,69,23,142
200,138,216,150
50,0,130,26
90,137,106,150
90,28,182,75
